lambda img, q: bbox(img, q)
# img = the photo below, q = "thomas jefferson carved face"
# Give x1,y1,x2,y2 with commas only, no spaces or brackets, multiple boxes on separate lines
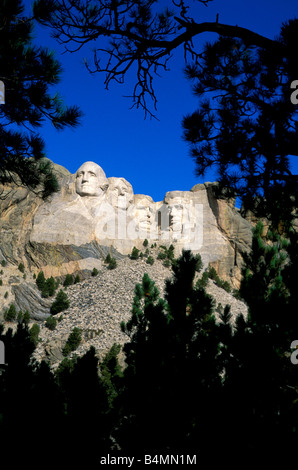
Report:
107,177,134,209
75,162,108,197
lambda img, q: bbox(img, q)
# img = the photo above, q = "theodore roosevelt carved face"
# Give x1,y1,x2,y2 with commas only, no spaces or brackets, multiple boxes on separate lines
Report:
75,161,108,197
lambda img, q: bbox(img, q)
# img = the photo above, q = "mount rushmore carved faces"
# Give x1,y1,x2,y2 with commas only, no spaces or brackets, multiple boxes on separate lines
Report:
75,161,109,197
106,177,134,210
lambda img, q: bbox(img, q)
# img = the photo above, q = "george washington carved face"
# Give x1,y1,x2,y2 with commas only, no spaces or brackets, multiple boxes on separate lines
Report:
75,161,108,197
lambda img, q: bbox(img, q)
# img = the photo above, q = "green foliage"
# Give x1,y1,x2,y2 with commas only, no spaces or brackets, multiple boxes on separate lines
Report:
146,255,154,265
0,280,2,286
4,304,17,322
206,266,231,293
91,267,99,277
162,259,171,268
197,270,209,288
157,244,177,266
17,310,31,325
107,257,117,270
105,253,112,264
104,253,117,268
18,263,25,273
0,231,297,462
0,0,82,195
207,266,217,280
63,274,74,287
100,343,123,408
182,24,298,226
119,250,217,454
4,291,8,299
23,310,31,325
130,246,140,260
50,289,70,315
45,315,57,331
1,260,7,267
143,239,149,247
240,222,290,323
29,323,40,346
36,271,46,290
41,276,57,298
74,274,80,284
62,327,82,356
157,251,166,260
61,343,71,357
0,321,111,464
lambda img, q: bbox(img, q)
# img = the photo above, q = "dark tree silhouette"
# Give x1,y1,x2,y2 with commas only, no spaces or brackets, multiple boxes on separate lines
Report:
0,0,82,197
182,26,298,223
33,0,278,117
33,0,298,220
117,251,221,455
218,222,298,462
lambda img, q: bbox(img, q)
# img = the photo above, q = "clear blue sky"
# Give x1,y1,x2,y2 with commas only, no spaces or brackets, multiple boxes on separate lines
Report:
24,0,298,203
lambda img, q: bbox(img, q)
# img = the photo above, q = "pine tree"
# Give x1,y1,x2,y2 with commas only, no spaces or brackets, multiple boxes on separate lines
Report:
55,346,113,463
0,322,66,465
130,246,140,260
0,0,81,196
100,343,123,409
217,221,298,460
41,276,57,297
62,327,82,356
117,250,220,454
29,323,40,346
63,274,74,287
45,315,57,330
4,304,17,322
36,271,46,291
107,257,117,270
50,289,70,315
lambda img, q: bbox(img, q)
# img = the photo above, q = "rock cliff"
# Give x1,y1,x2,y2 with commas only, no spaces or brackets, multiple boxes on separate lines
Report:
0,159,254,321
0,159,253,365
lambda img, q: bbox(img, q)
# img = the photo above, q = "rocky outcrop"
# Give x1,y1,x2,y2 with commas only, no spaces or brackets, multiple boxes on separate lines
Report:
12,282,52,320
197,183,253,286
0,159,71,267
0,159,254,315
31,255,248,369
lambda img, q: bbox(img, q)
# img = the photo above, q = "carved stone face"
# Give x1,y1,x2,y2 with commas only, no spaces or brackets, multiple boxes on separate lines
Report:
164,192,185,234
133,194,154,234
107,177,134,209
163,191,196,240
75,161,108,197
